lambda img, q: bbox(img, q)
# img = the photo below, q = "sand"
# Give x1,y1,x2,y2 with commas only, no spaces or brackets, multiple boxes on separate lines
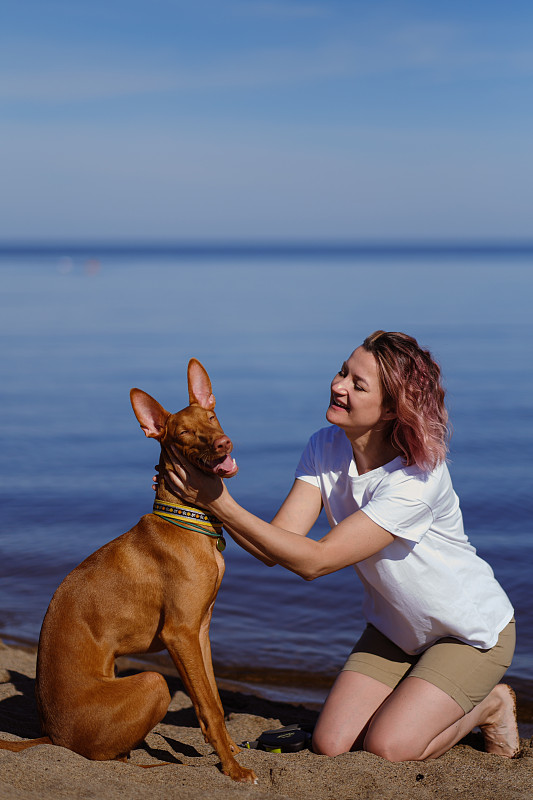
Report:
1,641,532,800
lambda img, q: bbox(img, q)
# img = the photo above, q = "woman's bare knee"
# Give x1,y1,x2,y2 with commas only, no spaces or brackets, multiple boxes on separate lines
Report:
312,729,352,757
363,728,425,762
312,670,392,757
363,699,438,762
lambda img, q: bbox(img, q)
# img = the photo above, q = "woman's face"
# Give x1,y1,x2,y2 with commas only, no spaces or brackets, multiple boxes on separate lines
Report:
326,346,393,436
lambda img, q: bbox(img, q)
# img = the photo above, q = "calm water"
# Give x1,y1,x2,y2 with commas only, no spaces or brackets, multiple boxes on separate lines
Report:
1,251,532,709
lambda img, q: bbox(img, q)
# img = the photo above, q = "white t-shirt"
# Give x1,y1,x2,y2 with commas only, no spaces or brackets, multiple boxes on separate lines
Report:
295,425,514,654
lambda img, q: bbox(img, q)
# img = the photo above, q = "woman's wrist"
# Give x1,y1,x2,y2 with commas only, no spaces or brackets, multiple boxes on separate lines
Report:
208,483,237,521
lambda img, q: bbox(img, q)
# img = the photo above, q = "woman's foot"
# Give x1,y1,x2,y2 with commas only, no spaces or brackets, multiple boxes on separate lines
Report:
479,684,520,758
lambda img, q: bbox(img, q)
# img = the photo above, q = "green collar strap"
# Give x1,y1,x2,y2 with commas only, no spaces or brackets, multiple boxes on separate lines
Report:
152,499,226,551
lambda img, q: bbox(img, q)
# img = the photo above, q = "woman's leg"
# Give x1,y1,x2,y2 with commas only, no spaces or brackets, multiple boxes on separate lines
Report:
312,670,393,756
364,619,518,761
313,624,414,756
363,677,519,762
317,621,518,761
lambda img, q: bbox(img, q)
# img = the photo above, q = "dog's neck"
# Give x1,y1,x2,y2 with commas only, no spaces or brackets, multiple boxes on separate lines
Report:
155,450,198,508
152,498,226,551
153,453,226,550
155,480,200,511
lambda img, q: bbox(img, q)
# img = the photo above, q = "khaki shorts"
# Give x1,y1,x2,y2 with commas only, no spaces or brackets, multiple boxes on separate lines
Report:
342,619,515,714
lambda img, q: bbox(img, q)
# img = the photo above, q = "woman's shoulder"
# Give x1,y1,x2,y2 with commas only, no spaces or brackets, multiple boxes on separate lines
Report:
299,426,352,472
308,424,343,442
296,426,349,482
375,459,452,501
306,425,349,452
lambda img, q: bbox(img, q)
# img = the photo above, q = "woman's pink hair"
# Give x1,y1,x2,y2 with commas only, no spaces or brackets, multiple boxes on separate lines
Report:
362,331,450,471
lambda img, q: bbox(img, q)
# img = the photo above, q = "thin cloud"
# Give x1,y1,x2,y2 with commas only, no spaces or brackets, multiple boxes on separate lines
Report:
1,19,533,105
0,42,354,104
232,1,329,19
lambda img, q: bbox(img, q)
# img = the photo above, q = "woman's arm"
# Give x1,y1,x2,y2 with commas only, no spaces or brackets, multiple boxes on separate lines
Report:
224,479,324,566
164,449,394,580
212,487,394,579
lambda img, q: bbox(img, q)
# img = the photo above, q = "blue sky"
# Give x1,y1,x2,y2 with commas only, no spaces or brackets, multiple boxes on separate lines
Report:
1,0,532,241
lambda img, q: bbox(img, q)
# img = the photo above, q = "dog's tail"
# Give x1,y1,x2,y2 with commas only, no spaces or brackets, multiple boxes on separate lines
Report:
0,736,52,752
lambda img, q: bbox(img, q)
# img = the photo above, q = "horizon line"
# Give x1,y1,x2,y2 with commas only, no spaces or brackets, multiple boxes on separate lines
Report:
1,238,533,259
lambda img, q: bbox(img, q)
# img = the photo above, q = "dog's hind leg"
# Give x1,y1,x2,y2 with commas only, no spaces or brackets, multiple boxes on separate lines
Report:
46,670,171,761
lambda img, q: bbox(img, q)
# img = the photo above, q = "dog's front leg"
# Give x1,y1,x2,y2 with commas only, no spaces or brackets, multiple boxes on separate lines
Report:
162,628,256,784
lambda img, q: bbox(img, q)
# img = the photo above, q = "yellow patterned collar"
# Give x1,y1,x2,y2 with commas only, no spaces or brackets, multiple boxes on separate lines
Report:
152,499,226,551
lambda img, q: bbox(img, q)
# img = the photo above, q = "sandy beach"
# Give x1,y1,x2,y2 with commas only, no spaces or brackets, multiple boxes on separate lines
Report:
1,640,531,800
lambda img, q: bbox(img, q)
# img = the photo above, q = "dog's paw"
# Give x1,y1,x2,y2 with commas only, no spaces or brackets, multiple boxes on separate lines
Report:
224,763,258,783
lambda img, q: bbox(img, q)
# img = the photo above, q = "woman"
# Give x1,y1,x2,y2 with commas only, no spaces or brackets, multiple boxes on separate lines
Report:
161,330,519,762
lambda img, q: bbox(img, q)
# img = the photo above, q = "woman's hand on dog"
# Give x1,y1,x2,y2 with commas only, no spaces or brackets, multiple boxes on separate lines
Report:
155,447,225,511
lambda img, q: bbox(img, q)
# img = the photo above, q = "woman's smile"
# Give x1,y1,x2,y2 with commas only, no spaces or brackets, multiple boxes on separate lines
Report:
329,394,350,412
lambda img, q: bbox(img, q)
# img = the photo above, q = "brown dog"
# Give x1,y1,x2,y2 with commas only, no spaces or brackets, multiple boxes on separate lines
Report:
0,359,257,784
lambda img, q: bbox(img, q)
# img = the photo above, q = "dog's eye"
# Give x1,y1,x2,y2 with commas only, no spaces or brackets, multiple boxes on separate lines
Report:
208,415,216,422
178,430,190,437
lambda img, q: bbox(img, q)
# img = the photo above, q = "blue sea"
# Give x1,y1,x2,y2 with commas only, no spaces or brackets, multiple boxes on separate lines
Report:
1,247,532,723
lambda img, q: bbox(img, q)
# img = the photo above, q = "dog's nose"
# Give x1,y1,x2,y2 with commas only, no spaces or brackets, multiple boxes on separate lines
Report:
213,435,232,454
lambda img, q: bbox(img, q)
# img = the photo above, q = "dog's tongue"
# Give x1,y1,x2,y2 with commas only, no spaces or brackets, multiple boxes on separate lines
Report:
212,455,236,475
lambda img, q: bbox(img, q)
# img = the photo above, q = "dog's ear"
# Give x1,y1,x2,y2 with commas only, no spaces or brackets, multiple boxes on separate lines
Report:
130,389,170,439
188,359,216,409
